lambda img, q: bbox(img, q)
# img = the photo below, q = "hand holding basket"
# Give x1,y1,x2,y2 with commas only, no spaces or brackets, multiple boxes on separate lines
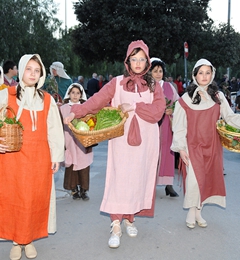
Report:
0,106,23,152
68,107,128,148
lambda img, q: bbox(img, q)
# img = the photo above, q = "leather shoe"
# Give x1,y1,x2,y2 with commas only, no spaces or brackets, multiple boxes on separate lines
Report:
24,243,37,259
80,188,89,201
9,244,22,260
165,185,179,197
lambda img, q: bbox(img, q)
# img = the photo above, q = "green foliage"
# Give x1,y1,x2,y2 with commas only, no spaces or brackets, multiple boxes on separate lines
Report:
0,117,24,130
71,0,240,79
0,0,62,69
72,0,212,64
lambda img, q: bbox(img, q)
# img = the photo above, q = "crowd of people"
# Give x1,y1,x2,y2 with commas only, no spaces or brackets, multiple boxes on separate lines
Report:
1,40,240,259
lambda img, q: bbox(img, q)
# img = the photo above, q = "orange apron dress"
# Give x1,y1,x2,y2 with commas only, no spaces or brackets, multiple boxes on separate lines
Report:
0,87,52,244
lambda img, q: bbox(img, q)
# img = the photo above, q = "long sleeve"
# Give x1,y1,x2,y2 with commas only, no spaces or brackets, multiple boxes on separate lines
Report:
135,82,166,123
170,100,188,153
0,88,8,106
71,78,117,118
47,96,65,162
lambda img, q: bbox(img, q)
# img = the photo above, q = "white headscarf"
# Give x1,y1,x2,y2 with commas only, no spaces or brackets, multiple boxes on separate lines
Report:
16,54,46,131
64,83,87,101
150,57,163,63
192,58,216,100
0,66,3,85
50,61,70,79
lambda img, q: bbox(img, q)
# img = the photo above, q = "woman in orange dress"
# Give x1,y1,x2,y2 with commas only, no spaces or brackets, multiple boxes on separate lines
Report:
0,54,64,260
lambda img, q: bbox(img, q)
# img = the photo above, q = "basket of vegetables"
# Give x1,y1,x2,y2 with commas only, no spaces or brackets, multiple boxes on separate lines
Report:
216,119,240,153
0,105,24,152
68,107,128,147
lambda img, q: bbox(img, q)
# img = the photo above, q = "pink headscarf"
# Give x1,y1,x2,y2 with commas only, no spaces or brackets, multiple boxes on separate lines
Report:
120,40,151,92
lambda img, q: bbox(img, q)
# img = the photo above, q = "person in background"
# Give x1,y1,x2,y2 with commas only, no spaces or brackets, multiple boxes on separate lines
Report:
219,81,231,106
174,74,184,96
0,54,64,260
49,61,72,100
171,58,240,229
78,75,85,88
98,75,104,90
64,40,165,249
60,83,92,200
168,76,178,92
3,60,18,87
150,57,179,197
235,90,240,113
108,74,113,81
87,72,99,97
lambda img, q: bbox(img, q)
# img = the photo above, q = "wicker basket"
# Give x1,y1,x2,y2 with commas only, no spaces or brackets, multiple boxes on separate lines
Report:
216,119,240,153
68,107,128,148
0,106,23,152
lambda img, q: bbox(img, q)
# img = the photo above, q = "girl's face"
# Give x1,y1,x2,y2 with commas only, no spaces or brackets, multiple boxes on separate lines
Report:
69,87,82,103
129,50,147,74
195,65,212,87
22,59,41,87
151,65,163,82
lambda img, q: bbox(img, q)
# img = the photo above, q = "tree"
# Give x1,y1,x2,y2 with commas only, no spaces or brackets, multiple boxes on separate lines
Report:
0,0,62,68
193,23,240,68
72,0,212,64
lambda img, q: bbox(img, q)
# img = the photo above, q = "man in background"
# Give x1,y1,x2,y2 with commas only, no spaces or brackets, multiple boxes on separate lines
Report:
87,73,99,97
3,60,18,86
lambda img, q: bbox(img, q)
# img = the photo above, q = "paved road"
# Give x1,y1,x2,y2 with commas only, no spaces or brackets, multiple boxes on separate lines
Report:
1,141,240,260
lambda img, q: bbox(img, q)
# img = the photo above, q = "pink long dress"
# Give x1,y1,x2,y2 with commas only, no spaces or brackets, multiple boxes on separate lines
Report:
100,76,159,215
157,82,179,185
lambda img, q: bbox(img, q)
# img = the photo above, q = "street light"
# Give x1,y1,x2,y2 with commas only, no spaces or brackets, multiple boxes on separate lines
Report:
65,0,67,33
227,0,231,79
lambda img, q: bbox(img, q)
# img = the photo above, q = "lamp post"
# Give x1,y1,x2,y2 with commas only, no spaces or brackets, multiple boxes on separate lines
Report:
227,0,231,79
65,0,67,33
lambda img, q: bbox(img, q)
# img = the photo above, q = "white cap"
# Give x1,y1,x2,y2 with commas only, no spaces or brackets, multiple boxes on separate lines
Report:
150,57,163,63
50,62,70,79
64,83,87,101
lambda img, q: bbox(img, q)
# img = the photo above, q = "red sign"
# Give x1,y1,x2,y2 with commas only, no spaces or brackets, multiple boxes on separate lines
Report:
184,42,189,58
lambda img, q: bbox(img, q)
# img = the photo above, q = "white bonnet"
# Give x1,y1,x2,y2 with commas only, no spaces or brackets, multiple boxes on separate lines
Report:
192,58,216,86
150,57,163,63
64,83,87,101
50,61,70,79
18,54,46,89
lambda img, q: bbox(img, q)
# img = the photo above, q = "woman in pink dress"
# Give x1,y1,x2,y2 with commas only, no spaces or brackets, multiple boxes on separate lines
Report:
150,57,179,197
64,40,166,248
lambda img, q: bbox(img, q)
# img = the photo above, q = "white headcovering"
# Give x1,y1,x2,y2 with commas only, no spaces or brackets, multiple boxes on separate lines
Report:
0,66,3,85
16,54,46,131
50,61,70,79
64,83,87,101
192,58,216,100
150,57,163,63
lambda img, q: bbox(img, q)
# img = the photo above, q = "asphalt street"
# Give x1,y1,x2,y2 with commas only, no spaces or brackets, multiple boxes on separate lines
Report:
1,141,240,260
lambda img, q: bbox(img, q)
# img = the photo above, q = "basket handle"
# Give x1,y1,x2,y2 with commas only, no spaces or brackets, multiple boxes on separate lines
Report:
0,106,18,121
